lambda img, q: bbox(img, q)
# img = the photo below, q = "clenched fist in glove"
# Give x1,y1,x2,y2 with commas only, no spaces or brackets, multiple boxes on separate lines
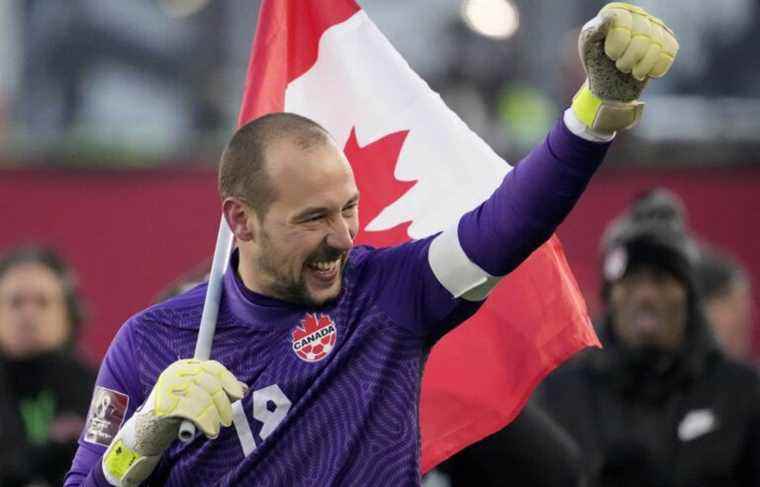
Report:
571,3,679,134
101,359,247,486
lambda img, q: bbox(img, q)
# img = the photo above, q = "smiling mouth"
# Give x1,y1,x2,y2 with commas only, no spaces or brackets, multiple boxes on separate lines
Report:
307,259,341,273
309,258,342,271
305,256,345,285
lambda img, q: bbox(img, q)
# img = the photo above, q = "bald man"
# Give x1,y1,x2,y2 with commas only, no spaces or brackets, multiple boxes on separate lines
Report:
67,3,680,483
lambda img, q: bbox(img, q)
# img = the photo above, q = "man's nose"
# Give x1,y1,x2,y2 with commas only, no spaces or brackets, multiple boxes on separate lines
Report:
327,217,354,251
630,275,662,302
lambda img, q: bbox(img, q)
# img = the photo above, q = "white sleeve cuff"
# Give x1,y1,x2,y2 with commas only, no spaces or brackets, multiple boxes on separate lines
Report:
428,224,502,302
563,108,616,143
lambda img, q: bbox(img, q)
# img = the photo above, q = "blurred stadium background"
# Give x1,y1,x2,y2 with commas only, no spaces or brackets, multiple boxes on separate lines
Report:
0,0,758,364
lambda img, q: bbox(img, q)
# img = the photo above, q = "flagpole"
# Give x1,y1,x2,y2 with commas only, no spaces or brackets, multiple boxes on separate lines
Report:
178,215,234,442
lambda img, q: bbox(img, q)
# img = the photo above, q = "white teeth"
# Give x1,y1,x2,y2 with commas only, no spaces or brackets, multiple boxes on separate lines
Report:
311,259,340,271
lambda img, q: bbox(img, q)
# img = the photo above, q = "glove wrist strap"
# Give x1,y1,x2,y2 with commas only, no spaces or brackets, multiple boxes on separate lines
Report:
100,394,175,487
572,81,644,134
102,438,162,487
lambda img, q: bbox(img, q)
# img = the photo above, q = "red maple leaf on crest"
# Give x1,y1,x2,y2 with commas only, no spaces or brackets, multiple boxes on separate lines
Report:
344,127,416,247
292,313,332,341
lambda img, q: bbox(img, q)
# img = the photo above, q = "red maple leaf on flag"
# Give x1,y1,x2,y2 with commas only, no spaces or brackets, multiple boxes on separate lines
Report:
343,127,416,247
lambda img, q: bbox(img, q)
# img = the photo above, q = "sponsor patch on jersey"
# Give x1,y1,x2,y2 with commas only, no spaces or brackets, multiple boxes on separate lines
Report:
291,313,337,363
83,386,129,447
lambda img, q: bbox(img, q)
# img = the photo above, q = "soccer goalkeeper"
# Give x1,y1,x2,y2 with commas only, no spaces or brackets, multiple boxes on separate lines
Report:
66,3,677,486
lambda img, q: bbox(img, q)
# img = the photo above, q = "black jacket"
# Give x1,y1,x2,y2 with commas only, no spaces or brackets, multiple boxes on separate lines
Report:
433,401,585,486
0,351,95,487
538,315,760,487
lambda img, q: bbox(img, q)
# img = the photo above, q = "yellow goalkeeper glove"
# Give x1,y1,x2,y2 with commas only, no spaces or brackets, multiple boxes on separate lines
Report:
101,359,247,487
572,2,679,134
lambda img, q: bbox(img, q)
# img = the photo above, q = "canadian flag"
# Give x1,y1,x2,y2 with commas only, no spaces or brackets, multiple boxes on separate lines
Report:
238,0,600,472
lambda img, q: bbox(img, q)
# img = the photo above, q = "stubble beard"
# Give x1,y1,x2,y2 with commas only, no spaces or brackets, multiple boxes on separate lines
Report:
256,232,346,308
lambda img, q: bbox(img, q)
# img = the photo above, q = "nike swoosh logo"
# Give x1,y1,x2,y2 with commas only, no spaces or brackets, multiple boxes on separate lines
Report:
678,409,717,442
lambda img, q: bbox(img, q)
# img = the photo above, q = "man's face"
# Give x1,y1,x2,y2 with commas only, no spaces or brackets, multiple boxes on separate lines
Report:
243,139,359,307
609,265,688,350
0,263,70,359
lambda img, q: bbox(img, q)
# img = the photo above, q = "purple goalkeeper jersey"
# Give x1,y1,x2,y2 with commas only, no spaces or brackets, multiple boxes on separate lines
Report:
66,119,609,486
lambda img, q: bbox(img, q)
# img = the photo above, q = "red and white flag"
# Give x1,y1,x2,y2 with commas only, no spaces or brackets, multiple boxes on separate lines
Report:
238,0,600,472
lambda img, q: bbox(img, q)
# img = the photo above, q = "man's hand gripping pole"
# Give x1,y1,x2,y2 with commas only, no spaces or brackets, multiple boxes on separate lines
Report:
177,215,235,442
100,217,241,487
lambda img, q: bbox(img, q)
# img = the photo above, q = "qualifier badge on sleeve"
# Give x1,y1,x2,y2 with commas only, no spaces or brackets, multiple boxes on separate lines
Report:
83,386,129,447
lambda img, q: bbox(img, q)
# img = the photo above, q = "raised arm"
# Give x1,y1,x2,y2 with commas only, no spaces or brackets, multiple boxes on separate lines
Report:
428,2,678,301
368,4,678,338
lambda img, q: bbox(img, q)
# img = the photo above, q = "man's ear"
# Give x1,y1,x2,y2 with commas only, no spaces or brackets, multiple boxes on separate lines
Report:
223,197,256,242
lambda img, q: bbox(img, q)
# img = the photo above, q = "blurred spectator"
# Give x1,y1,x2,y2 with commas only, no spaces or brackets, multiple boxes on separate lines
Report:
0,246,95,487
538,191,760,486
621,187,755,362
696,245,754,363
425,401,585,486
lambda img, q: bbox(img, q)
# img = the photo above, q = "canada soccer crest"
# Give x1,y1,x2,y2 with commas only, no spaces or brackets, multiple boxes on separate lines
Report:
291,313,337,363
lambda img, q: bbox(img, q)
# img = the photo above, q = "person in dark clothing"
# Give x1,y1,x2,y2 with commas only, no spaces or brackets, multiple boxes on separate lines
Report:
0,246,96,487
538,190,760,487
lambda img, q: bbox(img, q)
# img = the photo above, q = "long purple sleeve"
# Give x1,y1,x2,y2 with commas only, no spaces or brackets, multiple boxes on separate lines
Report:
458,118,610,276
